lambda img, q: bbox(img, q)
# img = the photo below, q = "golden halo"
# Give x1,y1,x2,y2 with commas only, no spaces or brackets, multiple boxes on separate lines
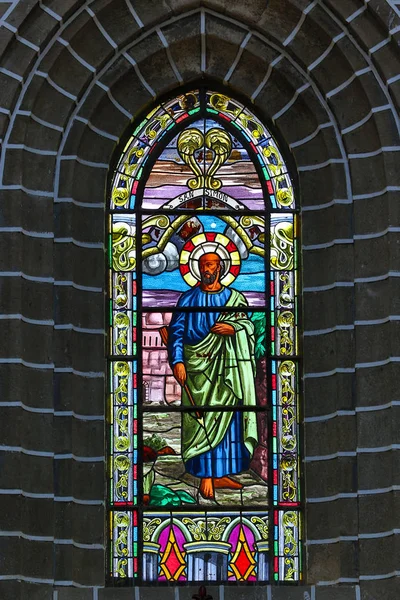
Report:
179,232,241,287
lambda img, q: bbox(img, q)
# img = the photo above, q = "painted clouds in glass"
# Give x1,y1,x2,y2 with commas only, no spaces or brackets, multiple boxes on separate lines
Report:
107,89,301,585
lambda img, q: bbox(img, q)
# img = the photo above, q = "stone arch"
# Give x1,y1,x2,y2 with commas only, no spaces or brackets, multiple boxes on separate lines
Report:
0,1,399,597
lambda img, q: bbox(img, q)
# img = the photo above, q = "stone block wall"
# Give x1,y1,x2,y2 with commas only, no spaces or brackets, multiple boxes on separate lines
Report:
0,0,400,598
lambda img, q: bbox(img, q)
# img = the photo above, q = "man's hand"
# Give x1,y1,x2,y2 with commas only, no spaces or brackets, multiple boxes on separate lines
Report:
211,323,235,336
173,362,187,386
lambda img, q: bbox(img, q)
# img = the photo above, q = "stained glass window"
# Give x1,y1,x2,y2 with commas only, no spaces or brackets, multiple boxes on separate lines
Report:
107,89,301,585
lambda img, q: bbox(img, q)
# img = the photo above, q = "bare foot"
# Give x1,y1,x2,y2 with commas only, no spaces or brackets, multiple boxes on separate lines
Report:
199,477,215,499
214,476,243,490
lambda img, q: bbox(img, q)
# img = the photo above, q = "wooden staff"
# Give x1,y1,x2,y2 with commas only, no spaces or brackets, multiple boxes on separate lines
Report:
159,326,204,426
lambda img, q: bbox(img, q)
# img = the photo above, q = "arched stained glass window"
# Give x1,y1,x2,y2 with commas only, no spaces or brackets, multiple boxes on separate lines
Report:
107,89,301,585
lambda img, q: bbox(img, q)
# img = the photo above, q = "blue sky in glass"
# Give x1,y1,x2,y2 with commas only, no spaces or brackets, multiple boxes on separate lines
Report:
142,215,265,292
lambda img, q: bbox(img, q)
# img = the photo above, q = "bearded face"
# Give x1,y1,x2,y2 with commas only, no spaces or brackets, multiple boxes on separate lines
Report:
201,270,218,285
199,253,222,286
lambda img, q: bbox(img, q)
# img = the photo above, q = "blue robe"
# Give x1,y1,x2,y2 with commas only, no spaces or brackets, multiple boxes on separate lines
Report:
168,285,250,478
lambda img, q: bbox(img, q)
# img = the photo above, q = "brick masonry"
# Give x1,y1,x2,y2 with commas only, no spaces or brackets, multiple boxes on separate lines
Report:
0,0,399,598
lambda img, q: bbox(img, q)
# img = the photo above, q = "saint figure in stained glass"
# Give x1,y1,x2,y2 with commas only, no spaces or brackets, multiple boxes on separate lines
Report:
108,89,302,583
167,243,258,500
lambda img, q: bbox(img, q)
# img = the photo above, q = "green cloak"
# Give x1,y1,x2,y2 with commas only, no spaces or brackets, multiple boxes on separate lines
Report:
181,289,258,463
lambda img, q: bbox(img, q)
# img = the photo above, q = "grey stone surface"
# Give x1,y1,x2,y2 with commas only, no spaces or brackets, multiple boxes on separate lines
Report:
259,0,302,44
302,203,353,247
303,371,355,417
0,363,53,409
305,414,357,457
79,85,131,135
58,160,108,205
359,536,395,578
0,0,400,596
360,579,400,600
56,589,93,600
354,236,391,279
303,328,355,375
0,37,37,79
26,78,76,126
316,585,358,599
3,148,56,191
53,459,105,500
18,5,58,48
68,15,115,69
73,125,116,166
205,13,247,80
289,10,338,70
306,456,357,500
128,32,179,96
306,498,358,540
54,287,104,331
55,502,104,545
48,49,94,98
358,491,397,535
271,588,313,600
357,409,393,449
93,0,141,47
351,10,389,50
303,285,354,332
162,15,201,81
53,371,105,415
54,202,105,243
255,69,303,126
303,244,354,289
0,581,54,600
293,126,343,171
297,163,348,212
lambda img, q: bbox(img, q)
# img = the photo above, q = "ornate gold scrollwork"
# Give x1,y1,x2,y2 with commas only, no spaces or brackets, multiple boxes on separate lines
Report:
240,215,265,230
280,452,297,502
177,127,232,191
263,145,282,174
251,516,269,541
207,517,232,541
114,361,130,405
116,559,128,578
262,144,294,207
279,361,298,501
177,128,205,189
115,435,130,452
282,470,297,502
141,214,170,231
177,91,198,111
277,310,295,355
279,360,295,406
182,518,206,541
112,222,136,272
114,455,130,501
205,128,232,190
270,221,294,270
276,181,294,207
113,312,130,355
282,511,298,581
143,518,162,542
125,145,145,176
112,142,146,208
209,93,264,138
279,273,293,307
210,93,237,114
114,512,130,577
182,516,231,541
114,274,128,308
116,407,129,433
112,186,129,207
237,112,263,139
145,114,171,140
